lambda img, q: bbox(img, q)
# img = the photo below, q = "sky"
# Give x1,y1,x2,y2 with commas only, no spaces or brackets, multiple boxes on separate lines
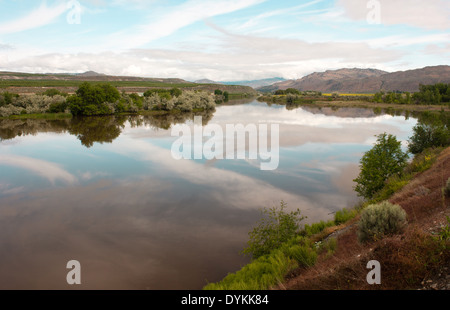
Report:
0,0,449,81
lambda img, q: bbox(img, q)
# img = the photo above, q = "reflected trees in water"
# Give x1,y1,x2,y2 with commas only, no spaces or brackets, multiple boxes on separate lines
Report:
0,110,215,148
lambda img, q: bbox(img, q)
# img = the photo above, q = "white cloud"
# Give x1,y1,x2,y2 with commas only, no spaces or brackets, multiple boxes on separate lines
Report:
0,31,401,80
0,28,402,80
361,33,450,49
0,43,14,50
0,183,25,196
236,0,323,30
0,155,77,185
0,0,447,80
79,171,110,181
105,0,266,49
109,0,159,9
337,0,450,30
424,43,450,56
105,137,311,212
0,2,68,35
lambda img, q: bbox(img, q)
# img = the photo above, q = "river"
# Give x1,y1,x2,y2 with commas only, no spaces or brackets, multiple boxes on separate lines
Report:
0,100,418,289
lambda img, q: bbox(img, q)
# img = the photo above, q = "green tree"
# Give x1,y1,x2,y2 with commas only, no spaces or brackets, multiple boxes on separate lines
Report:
68,82,120,116
223,91,229,102
242,201,306,259
170,88,182,98
66,95,84,116
408,121,450,154
128,93,144,109
285,88,300,95
354,133,409,200
404,92,411,105
0,92,19,107
98,84,121,103
373,92,383,103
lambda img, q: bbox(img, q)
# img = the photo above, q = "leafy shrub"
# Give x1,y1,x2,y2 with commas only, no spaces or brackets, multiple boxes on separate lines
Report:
354,133,409,200
68,82,120,116
280,237,318,267
0,105,22,117
408,122,450,155
372,174,410,203
203,249,295,290
284,244,317,267
357,201,407,243
405,147,441,174
301,220,335,237
205,235,319,290
334,208,358,225
242,201,306,259
0,92,19,107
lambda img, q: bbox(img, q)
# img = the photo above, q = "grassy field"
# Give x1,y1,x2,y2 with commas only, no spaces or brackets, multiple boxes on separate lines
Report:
0,79,198,89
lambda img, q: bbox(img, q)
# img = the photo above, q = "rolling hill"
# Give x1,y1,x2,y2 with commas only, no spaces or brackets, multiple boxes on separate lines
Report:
258,66,450,93
0,71,257,95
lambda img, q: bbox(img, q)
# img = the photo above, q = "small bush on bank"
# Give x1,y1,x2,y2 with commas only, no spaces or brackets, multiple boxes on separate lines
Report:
301,220,335,237
357,201,407,243
242,201,306,259
334,208,358,225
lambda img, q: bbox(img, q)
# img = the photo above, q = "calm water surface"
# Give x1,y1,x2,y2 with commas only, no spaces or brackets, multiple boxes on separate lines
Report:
0,100,418,289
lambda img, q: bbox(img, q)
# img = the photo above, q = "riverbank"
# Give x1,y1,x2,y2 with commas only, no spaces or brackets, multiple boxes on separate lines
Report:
258,95,450,112
279,147,450,290
312,100,450,112
204,146,450,290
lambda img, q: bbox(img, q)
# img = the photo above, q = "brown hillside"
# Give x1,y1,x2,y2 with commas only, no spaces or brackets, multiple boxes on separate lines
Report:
267,66,450,94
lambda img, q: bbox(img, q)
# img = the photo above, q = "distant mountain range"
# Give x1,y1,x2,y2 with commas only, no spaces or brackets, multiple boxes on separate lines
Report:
2,66,449,94
258,66,450,93
195,77,286,89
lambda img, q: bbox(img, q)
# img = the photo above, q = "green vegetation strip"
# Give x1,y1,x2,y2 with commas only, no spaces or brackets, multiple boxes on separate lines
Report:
203,204,352,290
0,80,198,89
1,113,72,120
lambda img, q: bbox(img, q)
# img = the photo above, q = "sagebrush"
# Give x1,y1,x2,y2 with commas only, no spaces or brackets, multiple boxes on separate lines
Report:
357,201,407,243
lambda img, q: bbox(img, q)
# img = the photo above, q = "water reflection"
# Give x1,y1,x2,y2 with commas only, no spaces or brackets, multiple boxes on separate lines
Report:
0,118,70,141
0,101,436,290
69,117,125,148
0,110,215,148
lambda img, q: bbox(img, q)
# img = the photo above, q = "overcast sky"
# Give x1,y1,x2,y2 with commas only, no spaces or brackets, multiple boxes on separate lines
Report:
0,0,449,81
